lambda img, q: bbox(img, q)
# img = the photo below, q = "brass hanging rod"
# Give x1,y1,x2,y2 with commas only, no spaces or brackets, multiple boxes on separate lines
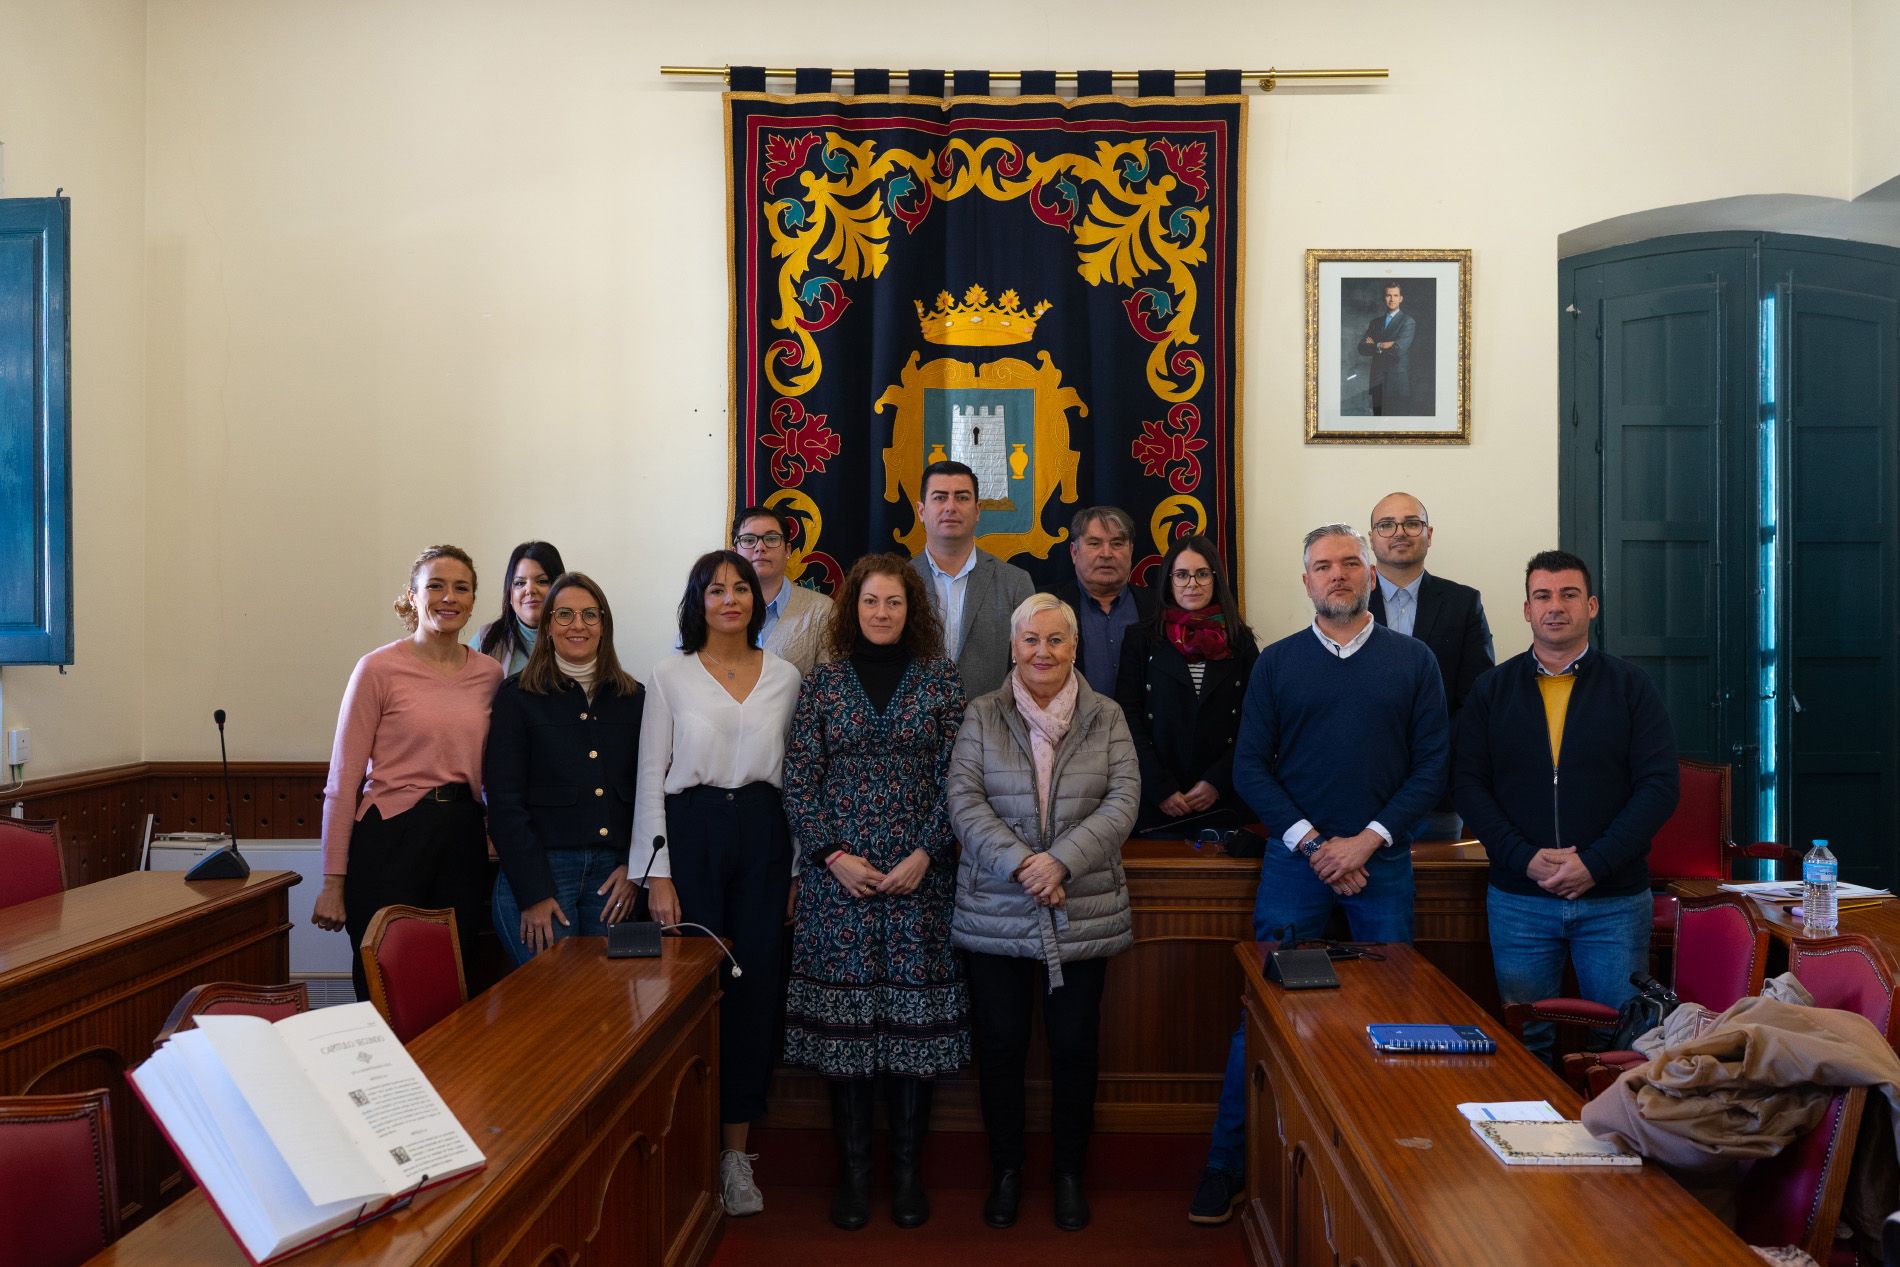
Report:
660,66,1387,92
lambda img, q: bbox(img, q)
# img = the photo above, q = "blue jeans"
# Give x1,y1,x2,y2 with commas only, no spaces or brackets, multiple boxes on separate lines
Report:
1486,886,1651,1062
1205,843,1415,1174
491,846,623,969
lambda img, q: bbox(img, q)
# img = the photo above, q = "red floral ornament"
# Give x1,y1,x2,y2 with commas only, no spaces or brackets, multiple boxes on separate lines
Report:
1130,403,1207,493
760,398,842,487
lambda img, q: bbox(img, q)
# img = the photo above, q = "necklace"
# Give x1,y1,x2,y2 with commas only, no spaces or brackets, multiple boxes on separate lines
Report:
701,650,750,681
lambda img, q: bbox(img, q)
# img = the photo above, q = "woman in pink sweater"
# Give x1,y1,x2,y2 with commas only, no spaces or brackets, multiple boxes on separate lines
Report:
312,544,504,1001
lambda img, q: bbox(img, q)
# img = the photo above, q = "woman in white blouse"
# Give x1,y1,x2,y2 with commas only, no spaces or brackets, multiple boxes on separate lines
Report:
632,549,801,1219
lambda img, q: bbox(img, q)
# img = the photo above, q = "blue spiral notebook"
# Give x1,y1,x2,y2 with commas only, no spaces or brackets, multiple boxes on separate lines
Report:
1366,1024,1497,1054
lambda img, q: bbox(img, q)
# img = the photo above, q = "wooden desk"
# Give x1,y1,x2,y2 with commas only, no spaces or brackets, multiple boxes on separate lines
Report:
1671,877,1900,957
1237,941,1757,1266
90,935,724,1267
0,870,298,1227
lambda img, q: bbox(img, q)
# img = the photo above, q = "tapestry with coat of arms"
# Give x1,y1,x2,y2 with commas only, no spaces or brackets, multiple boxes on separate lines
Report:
726,79,1246,596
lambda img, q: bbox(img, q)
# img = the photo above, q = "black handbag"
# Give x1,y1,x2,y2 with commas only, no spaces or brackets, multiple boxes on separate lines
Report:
1606,972,1680,1050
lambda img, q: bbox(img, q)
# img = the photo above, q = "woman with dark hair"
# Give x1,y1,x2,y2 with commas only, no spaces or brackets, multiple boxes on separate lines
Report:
484,572,643,968
632,549,801,1218
1115,535,1258,832
312,544,502,1001
473,541,566,674
782,554,968,1231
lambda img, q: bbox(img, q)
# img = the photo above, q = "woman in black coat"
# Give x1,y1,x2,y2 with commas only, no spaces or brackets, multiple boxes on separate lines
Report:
484,571,643,966
1115,536,1259,833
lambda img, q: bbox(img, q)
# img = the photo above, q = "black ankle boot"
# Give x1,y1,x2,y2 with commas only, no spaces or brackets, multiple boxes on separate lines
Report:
983,1168,1022,1228
887,1077,934,1228
1052,1171,1091,1231
828,1079,875,1230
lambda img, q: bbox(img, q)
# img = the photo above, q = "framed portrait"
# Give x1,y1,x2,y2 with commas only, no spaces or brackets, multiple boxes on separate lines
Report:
1305,249,1471,444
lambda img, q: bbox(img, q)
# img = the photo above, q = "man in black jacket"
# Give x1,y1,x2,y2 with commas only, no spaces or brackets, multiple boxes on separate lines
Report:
1453,550,1678,1061
1368,491,1493,837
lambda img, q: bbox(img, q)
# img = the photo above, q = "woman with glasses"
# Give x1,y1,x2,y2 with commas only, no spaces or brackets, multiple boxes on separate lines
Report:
472,541,567,674
483,573,643,967
1115,535,1259,832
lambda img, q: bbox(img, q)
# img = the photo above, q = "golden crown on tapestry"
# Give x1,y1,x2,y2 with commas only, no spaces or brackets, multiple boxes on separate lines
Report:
915,285,1053,346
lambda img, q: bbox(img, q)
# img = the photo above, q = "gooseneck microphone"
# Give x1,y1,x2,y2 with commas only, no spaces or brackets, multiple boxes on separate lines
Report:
184,708,251,882
608,837,670,959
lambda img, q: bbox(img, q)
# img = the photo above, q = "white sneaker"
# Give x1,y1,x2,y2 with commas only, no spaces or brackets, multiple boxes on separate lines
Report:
720,1148,764,1216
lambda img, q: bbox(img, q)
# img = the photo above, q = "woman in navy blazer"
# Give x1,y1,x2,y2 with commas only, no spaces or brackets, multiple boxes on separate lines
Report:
484,571,643,966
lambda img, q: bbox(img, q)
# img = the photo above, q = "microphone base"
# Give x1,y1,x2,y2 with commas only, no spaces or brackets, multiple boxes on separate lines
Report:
607,921,664,959
183,843,252,882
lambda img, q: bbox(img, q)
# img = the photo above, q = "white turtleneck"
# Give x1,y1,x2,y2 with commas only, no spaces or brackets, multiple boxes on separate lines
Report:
555,655,598,701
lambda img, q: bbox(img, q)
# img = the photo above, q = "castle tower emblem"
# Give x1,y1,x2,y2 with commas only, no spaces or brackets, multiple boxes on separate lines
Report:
950,404,1010,500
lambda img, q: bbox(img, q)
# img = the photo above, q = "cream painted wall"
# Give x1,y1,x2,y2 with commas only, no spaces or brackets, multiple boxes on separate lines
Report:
127,0,1854,761
0,1,147,779
1853,0,1900,196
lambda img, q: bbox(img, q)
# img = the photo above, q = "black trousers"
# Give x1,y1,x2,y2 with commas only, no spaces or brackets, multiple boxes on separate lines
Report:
343,798,488,1002
965,951,1109,1176
665,782,793,1125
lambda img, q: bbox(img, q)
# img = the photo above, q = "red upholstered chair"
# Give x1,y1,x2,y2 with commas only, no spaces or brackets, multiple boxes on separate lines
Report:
0,1088,120,1267
1649,758,1797,965
1504,893,1768,1094
154,981,311,1048
1729,934,1900,1264
361,905,467,1043
0,817,66,910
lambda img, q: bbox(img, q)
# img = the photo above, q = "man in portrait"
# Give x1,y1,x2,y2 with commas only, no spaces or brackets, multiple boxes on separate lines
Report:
1358,281,1416,416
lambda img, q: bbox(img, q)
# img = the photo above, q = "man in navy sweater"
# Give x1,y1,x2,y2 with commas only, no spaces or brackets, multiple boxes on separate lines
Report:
1453,550,1678,1062
1190,524,1448,1225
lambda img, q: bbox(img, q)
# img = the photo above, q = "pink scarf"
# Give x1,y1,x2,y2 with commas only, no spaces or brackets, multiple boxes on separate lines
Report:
1010,668,1079,831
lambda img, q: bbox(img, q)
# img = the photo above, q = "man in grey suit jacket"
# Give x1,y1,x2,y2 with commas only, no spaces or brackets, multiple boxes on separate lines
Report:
910,460,1035,699
1357,282,1416,416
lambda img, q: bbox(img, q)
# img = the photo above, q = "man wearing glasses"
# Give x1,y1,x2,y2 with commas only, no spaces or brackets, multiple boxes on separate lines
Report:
732,505,834,676
1367,491,1493,839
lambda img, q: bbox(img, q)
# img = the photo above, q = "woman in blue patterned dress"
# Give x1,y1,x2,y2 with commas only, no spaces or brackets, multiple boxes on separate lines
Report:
782,552,969,1232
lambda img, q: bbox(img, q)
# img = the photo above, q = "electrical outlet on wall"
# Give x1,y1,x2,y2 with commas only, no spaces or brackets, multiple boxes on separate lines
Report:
6,728,28,766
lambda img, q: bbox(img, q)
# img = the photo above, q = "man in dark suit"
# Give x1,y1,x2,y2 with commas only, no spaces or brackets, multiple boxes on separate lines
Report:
1050,505,1155,696
909,459,1034,699
1357,282,1416,415
1367,491,1493,839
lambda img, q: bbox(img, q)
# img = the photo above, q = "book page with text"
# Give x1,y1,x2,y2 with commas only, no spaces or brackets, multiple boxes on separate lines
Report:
193,1011,391,1208
273,1003,485,1192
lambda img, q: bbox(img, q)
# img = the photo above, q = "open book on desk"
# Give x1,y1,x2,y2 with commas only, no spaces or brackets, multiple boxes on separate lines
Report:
130,1001,484,1264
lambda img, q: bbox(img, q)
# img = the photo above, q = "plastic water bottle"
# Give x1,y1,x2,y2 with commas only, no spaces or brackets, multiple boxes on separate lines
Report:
1803,839,1839,936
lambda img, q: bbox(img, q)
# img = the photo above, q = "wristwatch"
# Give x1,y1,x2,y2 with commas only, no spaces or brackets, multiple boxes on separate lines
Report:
1298,835,1323,858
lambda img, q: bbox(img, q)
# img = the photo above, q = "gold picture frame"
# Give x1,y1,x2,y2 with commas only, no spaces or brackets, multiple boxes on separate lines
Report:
1305,248,1471,444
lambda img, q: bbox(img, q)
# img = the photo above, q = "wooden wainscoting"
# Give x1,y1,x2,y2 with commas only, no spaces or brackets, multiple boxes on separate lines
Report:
9,761,328,883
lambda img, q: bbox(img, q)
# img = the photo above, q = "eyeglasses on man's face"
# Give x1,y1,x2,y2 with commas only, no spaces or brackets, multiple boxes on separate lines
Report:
1370,517,1428,537
550,607,602,626
734,532,786,549
1171,568,1215,585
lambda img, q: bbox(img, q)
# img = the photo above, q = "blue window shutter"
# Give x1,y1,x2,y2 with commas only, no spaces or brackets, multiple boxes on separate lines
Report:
0,197,73,665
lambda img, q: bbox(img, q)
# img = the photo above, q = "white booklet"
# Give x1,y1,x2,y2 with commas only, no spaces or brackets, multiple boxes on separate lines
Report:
129,1002,485,1264
1470,1119,1641,1167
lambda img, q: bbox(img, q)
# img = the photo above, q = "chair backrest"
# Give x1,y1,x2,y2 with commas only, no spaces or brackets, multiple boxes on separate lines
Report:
1648,757,1731,882
0,1088,119,1267
361,905,466,1043
1734,1084,1867,1261
1790,933,1900,1048
0,817,66,910
154,981,311,1049
1672,892,1768,1012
